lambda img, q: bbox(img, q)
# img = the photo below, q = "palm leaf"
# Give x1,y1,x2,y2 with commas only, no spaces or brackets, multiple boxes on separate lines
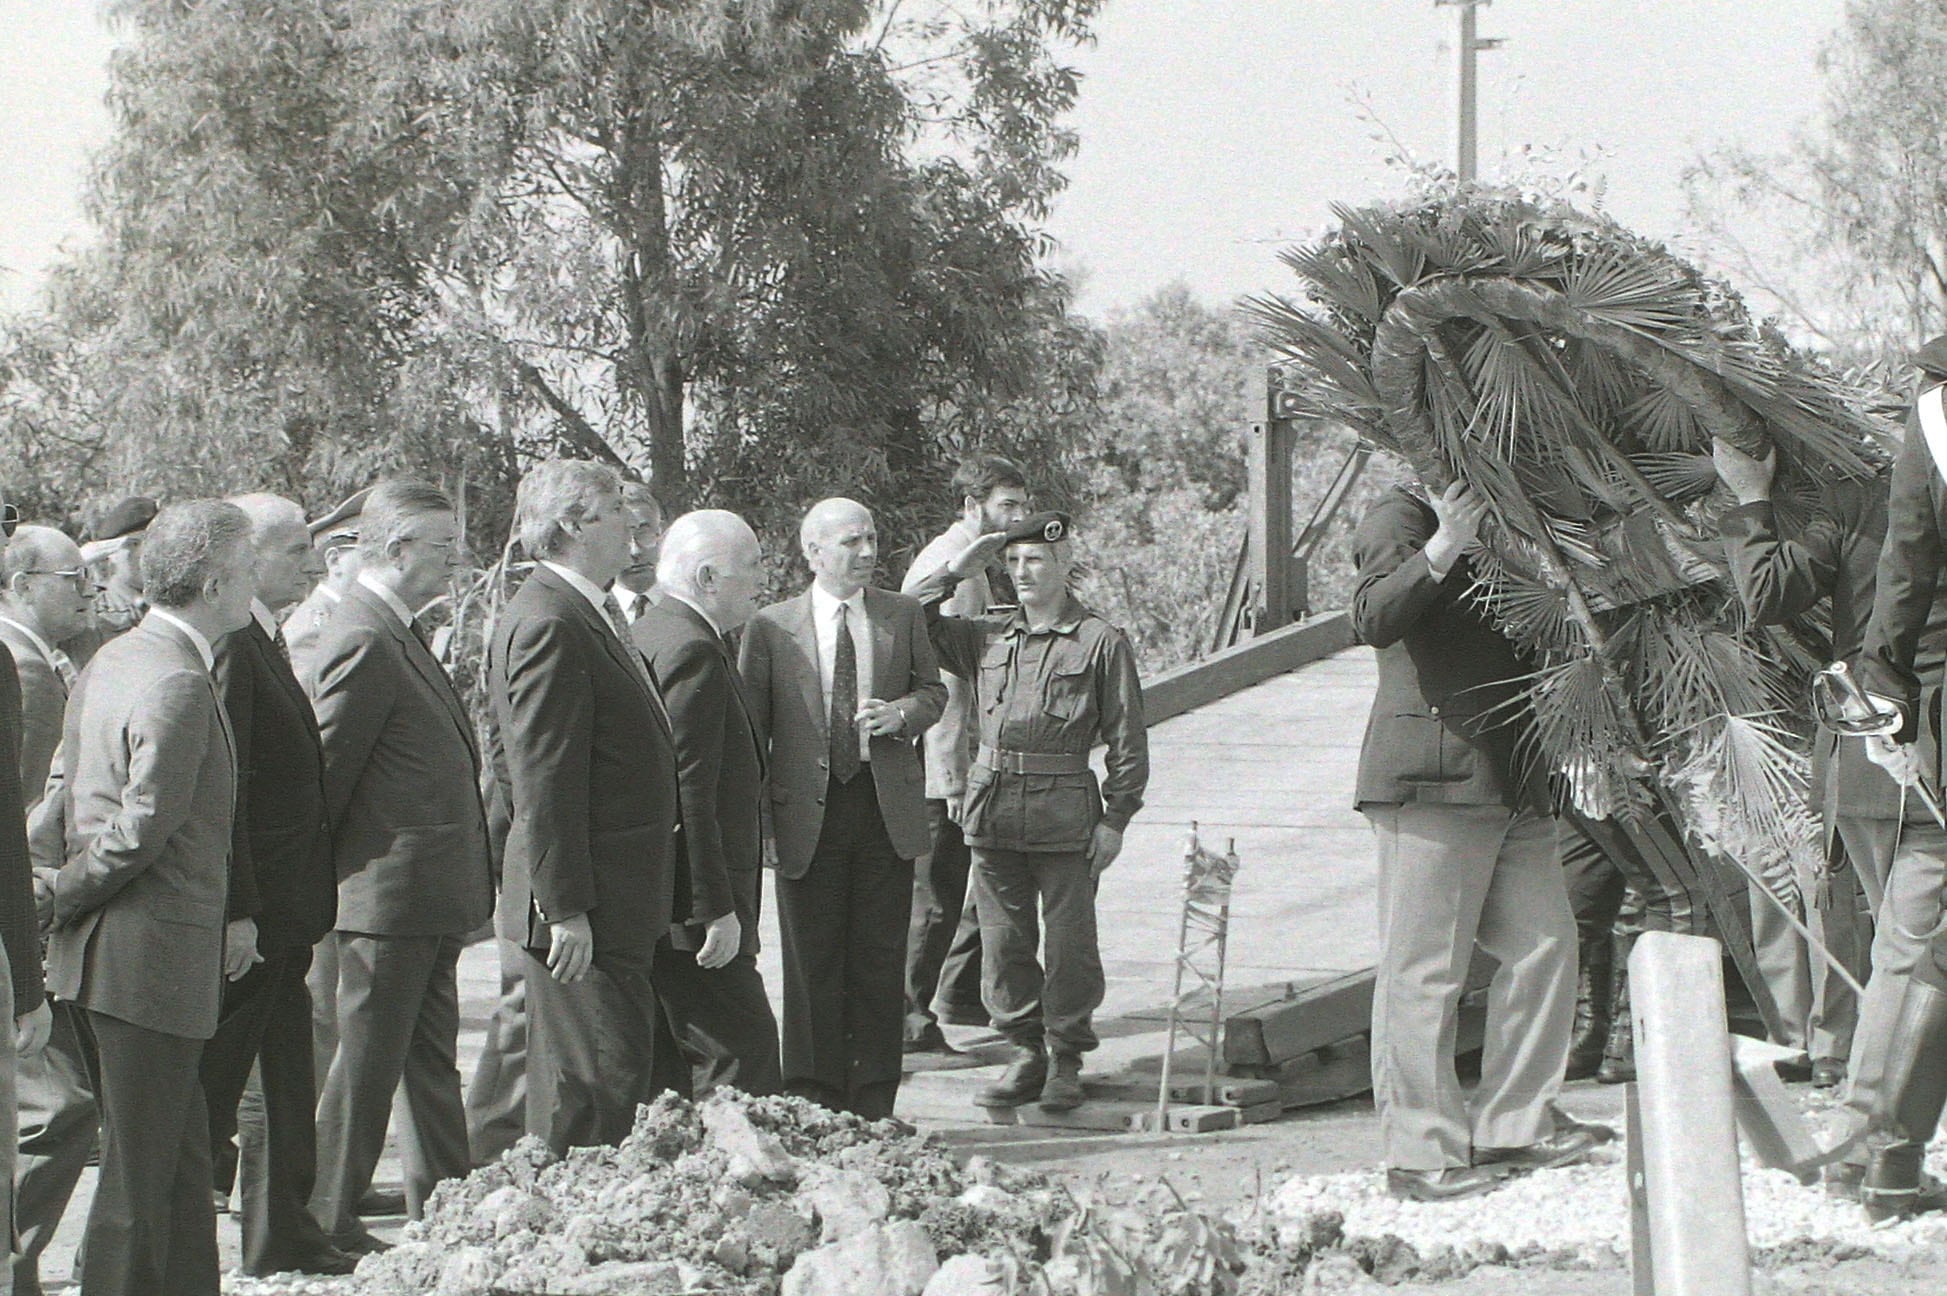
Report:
1635,452,1719,502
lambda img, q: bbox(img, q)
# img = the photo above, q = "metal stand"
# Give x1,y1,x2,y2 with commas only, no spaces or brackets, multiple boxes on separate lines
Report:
1154,823,1240,1132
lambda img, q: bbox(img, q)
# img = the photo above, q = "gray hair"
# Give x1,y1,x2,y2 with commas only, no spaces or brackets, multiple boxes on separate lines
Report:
225,493,308,547
141,501,254,609
621,481,664,525
656,510,759,598
0,526,79,590
357,480,453,561
515,460,625,560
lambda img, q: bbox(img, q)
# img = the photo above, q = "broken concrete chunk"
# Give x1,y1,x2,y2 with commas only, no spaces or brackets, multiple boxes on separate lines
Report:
799,1165,894,1241
700,1095,798,1186
922,1253,1007,1294
781,1220,940,1296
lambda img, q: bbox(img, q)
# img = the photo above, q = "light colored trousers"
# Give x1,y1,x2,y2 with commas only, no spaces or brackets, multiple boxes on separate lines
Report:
1747,861,1868,1063
1365,802,1576,1171
1840,816,1947,1123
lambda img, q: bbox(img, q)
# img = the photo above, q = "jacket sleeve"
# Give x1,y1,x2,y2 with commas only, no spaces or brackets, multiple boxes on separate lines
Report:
651,638,737,927
905,566,986,680
307,629,397,841
14,655,63,803
1860,406,1944,740
893,597,947,737
736,616,774,751
0,661,43,1008
491,613,597,924
52,671,216,927
1096,628,1149,832
1720,498,1840,628
212,632,262,922
1350,491,1448,650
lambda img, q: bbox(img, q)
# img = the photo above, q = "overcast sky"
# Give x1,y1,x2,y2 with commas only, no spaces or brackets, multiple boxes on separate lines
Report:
1,0,1844,319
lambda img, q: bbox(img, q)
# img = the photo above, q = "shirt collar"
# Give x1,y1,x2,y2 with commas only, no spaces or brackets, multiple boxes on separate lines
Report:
147,607,216,671
318,585,342,604
810,582,866,623
355,570,417,631
540,561,611,617
250,599,279,638
0,614,58,667
663,590,724,639
1003,593,1086,639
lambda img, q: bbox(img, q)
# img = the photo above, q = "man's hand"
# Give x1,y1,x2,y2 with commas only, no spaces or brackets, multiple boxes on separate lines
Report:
948,532,1009,579
1423,481,1490,577
1866,734,1924,788
856,698,906,737
1712,438,1777,505
1084,823,1124,879
15,1000,50,1055
546,912,595,984
32,867,56,935
223,917,264,983
945,795,964,825
696,912,742,970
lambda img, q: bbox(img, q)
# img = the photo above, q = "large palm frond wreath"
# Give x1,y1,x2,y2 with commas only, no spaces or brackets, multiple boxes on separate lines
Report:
1248,187,1897,1000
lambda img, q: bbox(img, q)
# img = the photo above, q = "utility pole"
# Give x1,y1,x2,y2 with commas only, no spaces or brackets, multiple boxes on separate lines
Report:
1436,0,1503,182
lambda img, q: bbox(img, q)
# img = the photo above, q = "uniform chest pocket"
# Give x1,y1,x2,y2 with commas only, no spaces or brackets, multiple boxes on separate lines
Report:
979,646,1013,713
1043,659,1093,721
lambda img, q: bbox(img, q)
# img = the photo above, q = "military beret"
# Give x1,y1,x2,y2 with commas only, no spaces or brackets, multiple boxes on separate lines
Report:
90,496,159,544
1002,510,1073,547
308,486,372,544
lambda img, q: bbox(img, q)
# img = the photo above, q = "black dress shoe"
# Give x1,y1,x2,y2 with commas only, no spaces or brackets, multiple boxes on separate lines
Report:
1385,1166,1511,1202
902,1024,956,1054
329,1229,393,1257
1811,1057,1847,1089
1774,1056,1814,1084
1475,1125,1602,1172
358,1187,407,1216
245,1245,362,1278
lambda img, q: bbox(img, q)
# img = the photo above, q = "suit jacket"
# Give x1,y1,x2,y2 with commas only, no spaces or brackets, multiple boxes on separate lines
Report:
214,618,337,950
1862,378,1947,784
635,596,764,955
0,618,69,812
739,586,945,876
0,642,44,1010
304,583,491,938
45,616,234,1038
1350,487,1545,813
487,566,679,955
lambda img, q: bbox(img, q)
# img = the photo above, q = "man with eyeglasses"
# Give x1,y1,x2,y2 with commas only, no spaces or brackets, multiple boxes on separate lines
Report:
302,480,491,1252
71,497,158,667
611,484,665,625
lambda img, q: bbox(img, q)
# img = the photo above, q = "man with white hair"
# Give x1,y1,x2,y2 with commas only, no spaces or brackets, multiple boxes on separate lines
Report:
487,460,680,1152
634,510,781,1097
739,498,943,1118
202,495,350,1276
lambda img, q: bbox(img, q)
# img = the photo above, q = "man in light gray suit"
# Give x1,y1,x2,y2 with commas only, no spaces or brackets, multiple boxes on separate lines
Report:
45,500,256,1296
739,498,944,1119
304,480,492,1250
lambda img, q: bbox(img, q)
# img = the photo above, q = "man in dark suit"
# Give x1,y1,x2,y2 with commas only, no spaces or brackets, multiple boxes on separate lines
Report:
304,480,492,1249
1350,482,1589,1202
634,509,781,1098
487,460,681,1152
44,499,254,1296
199,494,351,1276
740,498,944,1119
0,524,93,1296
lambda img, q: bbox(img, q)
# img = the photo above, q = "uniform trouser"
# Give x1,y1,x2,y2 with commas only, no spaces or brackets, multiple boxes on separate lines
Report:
13,998,97,1296
1843,817,1947,1122
1562,825,1627,945
652,942,782,1099
906,799,983,1039
523,945,663,1155
1365,802,1575,1171
201,946,335,1275
776,773,912,1119
463,936,527,1167
970,846,1103,1057
1749,859,1868,1061
309,932,470,1241
74,1007,219,1296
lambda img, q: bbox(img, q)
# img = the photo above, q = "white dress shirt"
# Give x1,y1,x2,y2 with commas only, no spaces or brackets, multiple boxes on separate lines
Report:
148,607,216,672
356,570,418,632
612,582,657,624
810,582,874,764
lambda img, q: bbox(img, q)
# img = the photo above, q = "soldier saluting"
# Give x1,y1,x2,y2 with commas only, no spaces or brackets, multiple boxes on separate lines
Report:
910,511,1149,1113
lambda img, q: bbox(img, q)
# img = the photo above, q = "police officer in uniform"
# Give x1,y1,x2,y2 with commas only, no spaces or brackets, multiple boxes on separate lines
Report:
911,512,1149,1112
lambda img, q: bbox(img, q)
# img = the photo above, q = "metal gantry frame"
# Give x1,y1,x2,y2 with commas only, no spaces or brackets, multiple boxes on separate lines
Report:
1154,822,1241,1131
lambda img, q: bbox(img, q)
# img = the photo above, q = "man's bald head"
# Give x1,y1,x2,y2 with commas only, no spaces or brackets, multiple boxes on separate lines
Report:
799,498,878,599
226,492,321,613
659,510,765,632
0,525,94,644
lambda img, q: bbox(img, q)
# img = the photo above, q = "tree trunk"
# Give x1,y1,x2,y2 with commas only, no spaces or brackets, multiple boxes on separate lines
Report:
612,76,688,508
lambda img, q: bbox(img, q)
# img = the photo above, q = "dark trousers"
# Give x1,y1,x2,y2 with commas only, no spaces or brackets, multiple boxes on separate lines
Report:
906,799,984,1037
14,998,98,1296
970,847,1104,1055
75,1008,220,1296
464,935,528,1166
1562,823,1627,944
202,945,335,1274
776,772,913,1118
523,944,663,1154
653,941,782,1098
310,932,470,1241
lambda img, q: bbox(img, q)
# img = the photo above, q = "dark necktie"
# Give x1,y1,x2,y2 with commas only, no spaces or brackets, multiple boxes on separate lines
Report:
830,601,861,783
273,625,291,664
631,590,650,621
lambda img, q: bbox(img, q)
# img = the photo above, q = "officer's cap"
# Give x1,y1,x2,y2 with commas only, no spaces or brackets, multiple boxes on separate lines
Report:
308,487,372,546
1002,510,1073,548
79,496,159,562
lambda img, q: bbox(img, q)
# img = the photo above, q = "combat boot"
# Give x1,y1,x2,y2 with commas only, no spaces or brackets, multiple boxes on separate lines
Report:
1565,931,1613,1082
1861,979,1947,1222
1597,930,1636,1085
1039,1054,1085,1112
975,1044,1047,1108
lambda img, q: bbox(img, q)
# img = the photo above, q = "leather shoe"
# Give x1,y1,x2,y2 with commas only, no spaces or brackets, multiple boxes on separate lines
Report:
1039,1055,1085,1112
245,1245,362,1278
975,1045,1047,1108
329,1229,392,1257
1774,1055,1814,1084
1475,1125,1602,1172
1385,1165,1511,1202
902,1024,956,1055
358,1187,407,1216
1811,1057,1847,1089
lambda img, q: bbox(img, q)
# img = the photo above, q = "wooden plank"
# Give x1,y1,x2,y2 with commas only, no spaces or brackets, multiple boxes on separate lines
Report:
1230,1037,1373,1109
1142,612,1354,727
1125,1104,1243,1134
1729,1036,1841,1182
1167,1076,1280,1108
1224,953,1496,1068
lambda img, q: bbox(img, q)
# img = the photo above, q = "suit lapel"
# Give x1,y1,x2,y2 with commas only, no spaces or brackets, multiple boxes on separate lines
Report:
251,619,318,738
537,567,673,744
353,585,477,763
866,587,897,701
787,590,827,738
143,618,237,779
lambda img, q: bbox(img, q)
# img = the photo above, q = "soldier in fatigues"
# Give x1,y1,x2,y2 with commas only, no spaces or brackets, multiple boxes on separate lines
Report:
910,512,1148,1112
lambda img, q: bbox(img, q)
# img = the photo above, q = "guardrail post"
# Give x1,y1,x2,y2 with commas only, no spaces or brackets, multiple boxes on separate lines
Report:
1247,415,1294,637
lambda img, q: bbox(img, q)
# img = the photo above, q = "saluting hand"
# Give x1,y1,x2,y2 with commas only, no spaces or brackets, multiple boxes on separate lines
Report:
547,912,595,984
1085,823,1124,879
696,911,741,970
224,917,264,982
947,532,1009,579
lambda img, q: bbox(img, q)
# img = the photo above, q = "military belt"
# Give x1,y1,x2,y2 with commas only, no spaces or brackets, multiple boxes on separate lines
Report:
976,745,1090,775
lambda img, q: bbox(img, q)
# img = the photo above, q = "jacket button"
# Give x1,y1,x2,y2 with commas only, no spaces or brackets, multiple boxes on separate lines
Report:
815,797,825,806
1428,706,1441,717
818,758,828,769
